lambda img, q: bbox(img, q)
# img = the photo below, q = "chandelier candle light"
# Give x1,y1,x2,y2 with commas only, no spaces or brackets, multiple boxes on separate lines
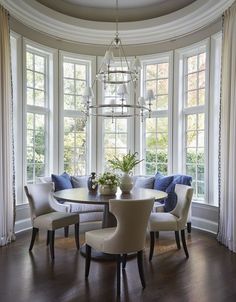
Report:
83,0,155,121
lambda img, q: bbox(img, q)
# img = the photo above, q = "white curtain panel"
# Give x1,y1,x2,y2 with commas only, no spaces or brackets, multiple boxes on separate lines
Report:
218,2,236,253
0,6,15,246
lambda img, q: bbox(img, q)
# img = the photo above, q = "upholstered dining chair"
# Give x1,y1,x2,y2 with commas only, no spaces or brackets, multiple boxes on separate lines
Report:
148,184,193,261
24,182,80,261
84,198,154,296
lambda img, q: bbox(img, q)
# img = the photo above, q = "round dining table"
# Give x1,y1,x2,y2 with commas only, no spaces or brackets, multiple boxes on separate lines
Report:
53,187,167,228
54,187,167,260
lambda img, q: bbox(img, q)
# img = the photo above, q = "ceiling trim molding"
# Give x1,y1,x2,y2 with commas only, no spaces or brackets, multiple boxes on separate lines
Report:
0,0,234,45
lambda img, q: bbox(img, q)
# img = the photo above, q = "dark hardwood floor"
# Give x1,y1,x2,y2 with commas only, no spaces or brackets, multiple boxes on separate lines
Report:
1,228,236,302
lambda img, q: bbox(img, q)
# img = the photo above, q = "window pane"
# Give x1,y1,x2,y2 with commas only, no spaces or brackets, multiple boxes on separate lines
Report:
26,52,33,70
157,95,168,110
26,112,47,183
63,62,74,78
27,88,34,105
34,55,45,73
75,64,86,80
199,53,206,70
187,73,197,90
35,72,44,90
145,117,168,175
157,79,168,95
35,89,45,107
64,117,87,175
64,79,75,94
187,114,196,130
158,63,168,78
146,64,157,79
75,80,86,95
185,52,206,109
198,88,205,105
27,70,34,87
187,90,197,107
198,71,205,88
103,118,128,166
187,55,197,73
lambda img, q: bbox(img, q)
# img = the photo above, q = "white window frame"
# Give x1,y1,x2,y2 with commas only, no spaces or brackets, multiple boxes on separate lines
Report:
174,39,215,204
139,52,173,176
59,51,96,175
22,39,57,200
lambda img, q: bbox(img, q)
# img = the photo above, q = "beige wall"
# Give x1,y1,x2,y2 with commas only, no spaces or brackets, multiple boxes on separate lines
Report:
10,16,221,56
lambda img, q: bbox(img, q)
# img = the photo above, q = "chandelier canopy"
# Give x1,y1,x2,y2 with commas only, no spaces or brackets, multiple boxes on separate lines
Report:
83,0,155,121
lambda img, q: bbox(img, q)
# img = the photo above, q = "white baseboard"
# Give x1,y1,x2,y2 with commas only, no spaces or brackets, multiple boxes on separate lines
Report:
192,216,218,234
15,218,32,233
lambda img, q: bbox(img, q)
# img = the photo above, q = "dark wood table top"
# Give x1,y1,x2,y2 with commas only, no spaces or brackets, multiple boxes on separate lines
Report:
53,187,167,205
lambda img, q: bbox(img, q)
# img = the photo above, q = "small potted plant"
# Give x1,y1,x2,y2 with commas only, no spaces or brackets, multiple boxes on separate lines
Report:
98,172,120,195
108,151,143,193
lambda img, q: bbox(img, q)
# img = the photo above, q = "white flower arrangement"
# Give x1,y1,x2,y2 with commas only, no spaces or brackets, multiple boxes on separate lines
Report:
97,172,120,187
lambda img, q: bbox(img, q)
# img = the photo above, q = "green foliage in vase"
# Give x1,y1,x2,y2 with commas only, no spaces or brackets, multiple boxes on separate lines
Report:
108,151,143,173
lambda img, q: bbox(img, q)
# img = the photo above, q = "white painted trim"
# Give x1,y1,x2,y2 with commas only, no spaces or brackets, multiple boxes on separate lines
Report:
191,201,218,234
192,217,218,234
15,218,31,233
1,0,233,45
139,51,172,175
58,51,96,175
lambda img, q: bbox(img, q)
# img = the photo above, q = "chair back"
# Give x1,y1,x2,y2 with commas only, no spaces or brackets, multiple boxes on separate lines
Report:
24,182,54,221
103,198,154,254
171,184,193,229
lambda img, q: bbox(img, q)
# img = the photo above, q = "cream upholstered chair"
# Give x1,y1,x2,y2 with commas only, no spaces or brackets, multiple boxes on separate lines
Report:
148,184,193,260
85,198,155,296
24,182,80,260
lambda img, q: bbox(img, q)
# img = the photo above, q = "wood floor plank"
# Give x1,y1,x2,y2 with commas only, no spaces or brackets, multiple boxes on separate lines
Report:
0,229,236,302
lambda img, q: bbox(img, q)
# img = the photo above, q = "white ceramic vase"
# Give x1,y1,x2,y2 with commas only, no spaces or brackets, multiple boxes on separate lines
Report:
99,184,117,195
120,172,133,194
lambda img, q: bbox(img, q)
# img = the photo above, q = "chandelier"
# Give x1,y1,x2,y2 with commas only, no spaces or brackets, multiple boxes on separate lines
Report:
83,0,155,121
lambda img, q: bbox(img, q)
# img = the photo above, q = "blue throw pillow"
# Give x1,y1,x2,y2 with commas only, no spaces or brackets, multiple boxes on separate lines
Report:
51,172,73,191
164,192,178,212
153,172,174,191
166,174,192,193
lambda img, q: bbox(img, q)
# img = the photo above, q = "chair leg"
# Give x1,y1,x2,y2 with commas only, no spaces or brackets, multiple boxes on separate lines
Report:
175,231,181,249
74,223,80,250
137,250,146,289
181,229,189,258
64,226,69,238
46,230,50,246
29,227,38,251
122,254,127,269
117,254,121,296
149,231,155,261
85,244,91,278
48,230,55,260
187,222,192,233
155,231,159,239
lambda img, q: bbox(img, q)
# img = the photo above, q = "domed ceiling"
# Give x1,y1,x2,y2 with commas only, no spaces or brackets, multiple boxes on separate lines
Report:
36,0,196,22
0,0,234,44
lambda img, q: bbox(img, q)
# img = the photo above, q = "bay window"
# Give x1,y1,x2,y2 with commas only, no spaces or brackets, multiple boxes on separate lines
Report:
12,32,221,206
